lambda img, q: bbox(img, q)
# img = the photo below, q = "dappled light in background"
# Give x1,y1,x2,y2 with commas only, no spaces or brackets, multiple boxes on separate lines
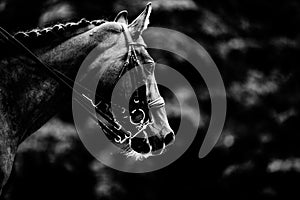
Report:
0,1,6,12
18,119,76,154
200,10,230,37
6,119,125,200
150,0,198,11
268,158,300,173
272,108,297,124
1,0,300,199
229,70,286,106
39,2,75,26
217,38,258,59
115,0,198,13
166,87,202,128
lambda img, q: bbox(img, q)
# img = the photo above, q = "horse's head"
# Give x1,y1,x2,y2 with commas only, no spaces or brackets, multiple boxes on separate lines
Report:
81,3,174,160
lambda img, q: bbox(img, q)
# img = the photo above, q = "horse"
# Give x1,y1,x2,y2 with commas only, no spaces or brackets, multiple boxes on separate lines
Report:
0,3,175,195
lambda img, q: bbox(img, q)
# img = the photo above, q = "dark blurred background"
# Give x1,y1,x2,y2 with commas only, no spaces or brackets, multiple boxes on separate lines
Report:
1,0,300,199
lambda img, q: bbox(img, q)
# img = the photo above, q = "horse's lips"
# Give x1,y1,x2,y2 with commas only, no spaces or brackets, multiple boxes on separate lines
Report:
128,124,175,155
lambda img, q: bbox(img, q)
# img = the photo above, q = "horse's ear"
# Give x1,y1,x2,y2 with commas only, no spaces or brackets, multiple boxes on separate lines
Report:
114,10,128,24
129,2,152,39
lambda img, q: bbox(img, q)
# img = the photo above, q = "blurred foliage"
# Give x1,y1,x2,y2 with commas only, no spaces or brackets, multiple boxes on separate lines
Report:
1,0,300,199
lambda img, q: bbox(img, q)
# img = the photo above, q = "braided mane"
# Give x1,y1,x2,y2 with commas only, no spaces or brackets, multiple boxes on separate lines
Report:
14,18,106,50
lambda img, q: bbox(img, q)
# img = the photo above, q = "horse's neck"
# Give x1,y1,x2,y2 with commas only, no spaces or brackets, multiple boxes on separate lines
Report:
40,30,97,78
0,20,106,193
0,29,98,143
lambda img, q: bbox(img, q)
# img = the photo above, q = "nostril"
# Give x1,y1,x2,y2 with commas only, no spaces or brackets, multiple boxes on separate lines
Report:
164,131,175,146
130,137,151,154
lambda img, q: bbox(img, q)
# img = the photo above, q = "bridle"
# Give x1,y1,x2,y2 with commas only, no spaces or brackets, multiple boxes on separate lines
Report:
84,24,166,145
0,23,165,147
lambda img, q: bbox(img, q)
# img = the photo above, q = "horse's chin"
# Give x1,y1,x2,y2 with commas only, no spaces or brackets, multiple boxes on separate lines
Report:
122,148,154,161
121,125,175,161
